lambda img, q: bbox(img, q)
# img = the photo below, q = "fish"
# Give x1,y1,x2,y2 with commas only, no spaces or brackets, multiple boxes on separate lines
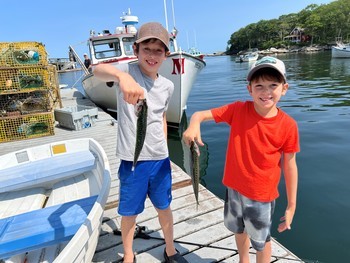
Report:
190,141,200,207
132,99,148,171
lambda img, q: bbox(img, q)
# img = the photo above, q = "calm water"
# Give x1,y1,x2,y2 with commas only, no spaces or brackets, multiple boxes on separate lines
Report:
60,52,350,263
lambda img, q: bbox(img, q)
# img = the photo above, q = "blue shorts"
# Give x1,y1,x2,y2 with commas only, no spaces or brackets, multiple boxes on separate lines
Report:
224,188,275,251
118,158,172,216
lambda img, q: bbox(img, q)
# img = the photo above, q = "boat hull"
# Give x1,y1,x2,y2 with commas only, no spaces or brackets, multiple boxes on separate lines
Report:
0,138,111,263
82,52,206,126
331,46,350,58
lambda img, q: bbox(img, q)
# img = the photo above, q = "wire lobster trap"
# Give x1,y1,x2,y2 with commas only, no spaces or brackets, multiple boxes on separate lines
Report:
0,112,54,142
0,90,54,117
0,66,54,94
0,42,48,67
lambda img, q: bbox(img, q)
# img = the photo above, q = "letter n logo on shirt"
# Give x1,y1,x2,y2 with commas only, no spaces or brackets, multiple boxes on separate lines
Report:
172,58,185,75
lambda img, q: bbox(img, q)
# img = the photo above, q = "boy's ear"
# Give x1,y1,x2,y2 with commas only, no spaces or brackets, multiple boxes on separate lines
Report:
247,84,252,94
282,83,289,95
133,44,138,55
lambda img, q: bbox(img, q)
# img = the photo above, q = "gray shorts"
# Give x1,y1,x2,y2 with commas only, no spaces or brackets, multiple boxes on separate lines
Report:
224,188,275,251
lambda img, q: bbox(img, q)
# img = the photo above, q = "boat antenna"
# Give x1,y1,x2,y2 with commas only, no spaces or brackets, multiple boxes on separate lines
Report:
194,29,197,48
163,0,169,31
187,31,190,50
171,0,176,28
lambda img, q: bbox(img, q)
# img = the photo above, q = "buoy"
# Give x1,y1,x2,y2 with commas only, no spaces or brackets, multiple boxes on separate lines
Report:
6,79,12,88
26,50,39,61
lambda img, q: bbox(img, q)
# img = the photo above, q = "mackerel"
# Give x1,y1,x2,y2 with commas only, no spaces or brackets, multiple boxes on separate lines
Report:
190,141,200,207
133,99,148,171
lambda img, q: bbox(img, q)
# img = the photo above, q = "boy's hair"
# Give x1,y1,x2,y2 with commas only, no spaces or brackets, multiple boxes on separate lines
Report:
249,67,286,83
135,22,169,51
247,56,286,83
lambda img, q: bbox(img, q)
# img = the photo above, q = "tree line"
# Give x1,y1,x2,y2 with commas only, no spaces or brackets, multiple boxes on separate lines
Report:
226,0,350,54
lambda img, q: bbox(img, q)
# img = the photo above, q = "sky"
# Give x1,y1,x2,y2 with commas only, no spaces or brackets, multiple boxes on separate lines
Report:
1,0,334,59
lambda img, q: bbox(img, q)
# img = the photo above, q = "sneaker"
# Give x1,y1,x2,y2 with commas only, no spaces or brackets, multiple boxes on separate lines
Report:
164,248,188,263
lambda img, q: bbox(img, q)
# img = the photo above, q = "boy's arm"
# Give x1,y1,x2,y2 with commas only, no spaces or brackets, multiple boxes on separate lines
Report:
93,63,144,105
182,110,214,146
278,152,298,233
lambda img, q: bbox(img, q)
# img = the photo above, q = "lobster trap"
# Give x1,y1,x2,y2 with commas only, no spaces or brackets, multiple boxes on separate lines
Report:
0,90,55,117
0,112,55,142
0,42,48,67
0,66,54,94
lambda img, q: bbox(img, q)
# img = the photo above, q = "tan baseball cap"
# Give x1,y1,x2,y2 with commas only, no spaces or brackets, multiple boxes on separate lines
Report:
135,22,169,51
247,56,287,82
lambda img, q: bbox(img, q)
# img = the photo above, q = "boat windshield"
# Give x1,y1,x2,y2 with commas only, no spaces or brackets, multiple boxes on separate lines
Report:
122,37,135,56
92,39,122,59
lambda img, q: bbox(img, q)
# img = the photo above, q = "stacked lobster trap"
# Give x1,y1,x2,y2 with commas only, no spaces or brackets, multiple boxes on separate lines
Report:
0,41,61,142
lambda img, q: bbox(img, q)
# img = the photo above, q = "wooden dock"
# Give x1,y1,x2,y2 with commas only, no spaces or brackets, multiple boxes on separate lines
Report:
0,88,303,263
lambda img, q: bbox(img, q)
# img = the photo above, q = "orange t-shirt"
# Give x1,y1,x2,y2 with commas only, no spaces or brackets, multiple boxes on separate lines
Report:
211,101,300,202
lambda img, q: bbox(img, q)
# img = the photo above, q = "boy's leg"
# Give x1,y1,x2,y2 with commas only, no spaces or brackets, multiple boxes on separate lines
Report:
157,207,177,256
121,215,137,262
256,240,271,263
234,232,251,263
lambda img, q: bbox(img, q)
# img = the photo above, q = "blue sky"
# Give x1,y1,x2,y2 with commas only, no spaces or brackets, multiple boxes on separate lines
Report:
2,0,333,58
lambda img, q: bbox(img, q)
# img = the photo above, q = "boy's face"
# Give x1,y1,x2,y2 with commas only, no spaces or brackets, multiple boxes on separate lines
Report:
247,76,288,116
133,39,168,79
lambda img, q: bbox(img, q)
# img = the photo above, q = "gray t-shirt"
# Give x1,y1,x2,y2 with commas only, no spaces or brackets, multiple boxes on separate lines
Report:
115,63,174,161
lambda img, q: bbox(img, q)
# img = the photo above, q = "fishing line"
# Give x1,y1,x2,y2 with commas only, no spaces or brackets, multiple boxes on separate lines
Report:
113,225,322,263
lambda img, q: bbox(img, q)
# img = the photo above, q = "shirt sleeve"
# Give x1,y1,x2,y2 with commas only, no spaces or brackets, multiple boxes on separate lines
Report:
283,119,300,153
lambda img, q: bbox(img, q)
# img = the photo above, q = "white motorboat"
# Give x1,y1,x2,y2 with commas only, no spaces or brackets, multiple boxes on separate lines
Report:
187,47,205,60
235,52,259,63
80,9,206,127
332,42,350,58
0,138,111,262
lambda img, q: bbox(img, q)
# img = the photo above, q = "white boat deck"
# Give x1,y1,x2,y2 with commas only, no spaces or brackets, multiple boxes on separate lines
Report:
0,88,303,263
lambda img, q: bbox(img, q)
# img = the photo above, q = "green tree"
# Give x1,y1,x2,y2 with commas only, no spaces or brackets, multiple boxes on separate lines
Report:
226,0,350,54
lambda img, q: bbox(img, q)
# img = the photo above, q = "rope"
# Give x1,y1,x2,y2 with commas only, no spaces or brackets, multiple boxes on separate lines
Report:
71,73,85,89
113,225,323,263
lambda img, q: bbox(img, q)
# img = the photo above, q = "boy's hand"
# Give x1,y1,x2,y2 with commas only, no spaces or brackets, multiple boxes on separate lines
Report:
182,125,204,147
118,72,145,105
277,207,295,233
182,110,213,147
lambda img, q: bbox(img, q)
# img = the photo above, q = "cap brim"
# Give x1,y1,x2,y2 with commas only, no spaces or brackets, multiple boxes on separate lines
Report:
247,64,286,82
135,36,169,51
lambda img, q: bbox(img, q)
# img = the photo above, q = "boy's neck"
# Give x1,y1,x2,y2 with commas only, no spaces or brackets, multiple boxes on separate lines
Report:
253,104,279,118
139,67,159,80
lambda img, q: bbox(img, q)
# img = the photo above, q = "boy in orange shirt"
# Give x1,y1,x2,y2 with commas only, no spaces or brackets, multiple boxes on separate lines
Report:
183,56,299,263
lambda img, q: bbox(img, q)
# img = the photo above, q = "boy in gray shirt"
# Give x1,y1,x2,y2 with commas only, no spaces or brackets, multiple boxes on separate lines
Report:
93,22,187,263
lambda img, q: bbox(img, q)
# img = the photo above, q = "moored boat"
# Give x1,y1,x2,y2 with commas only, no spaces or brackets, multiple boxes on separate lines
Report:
81,9,206,128
235,52,259,63
49,58,81,73
331,42,350,58
0,138,111,262
187,47,205,60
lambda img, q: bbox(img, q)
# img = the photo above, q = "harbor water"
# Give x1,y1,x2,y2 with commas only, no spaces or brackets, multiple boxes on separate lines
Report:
59,52,350,263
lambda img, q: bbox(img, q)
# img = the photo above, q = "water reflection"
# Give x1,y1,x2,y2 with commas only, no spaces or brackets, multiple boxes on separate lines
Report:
167,111,209,187
277,53,350,112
